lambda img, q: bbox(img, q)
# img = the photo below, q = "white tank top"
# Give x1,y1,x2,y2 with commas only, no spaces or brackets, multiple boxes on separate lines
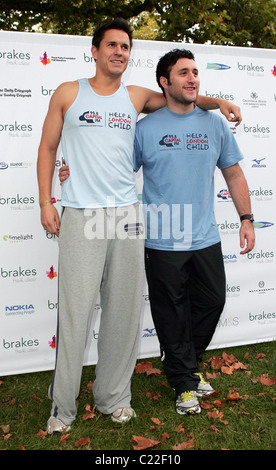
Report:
61,78,138,208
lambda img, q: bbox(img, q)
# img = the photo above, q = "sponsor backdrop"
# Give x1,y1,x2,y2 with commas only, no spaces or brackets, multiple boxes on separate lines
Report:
0,31,275,376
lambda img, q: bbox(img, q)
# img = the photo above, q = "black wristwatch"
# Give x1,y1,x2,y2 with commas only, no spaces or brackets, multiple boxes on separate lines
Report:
240,213,254,222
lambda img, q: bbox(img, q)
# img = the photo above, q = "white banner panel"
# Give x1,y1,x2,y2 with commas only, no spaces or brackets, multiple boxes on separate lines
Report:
0,31,275,375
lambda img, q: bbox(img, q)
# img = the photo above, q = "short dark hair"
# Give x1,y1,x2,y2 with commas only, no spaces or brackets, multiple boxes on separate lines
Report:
92,18,133,50
156,49,195,95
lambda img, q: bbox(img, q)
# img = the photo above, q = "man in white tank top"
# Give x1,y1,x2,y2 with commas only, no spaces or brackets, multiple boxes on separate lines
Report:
37,18,243,434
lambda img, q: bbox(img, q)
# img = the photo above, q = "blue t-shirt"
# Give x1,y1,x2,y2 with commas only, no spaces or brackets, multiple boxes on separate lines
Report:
134,106,243,251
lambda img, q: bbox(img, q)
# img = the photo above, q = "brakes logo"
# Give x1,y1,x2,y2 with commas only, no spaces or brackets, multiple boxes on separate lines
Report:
79,111,103,123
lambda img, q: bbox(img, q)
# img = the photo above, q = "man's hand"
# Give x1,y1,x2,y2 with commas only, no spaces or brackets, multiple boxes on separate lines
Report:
219,100,242,127
59,163,70,184
239,220,255,254
41,204,60,236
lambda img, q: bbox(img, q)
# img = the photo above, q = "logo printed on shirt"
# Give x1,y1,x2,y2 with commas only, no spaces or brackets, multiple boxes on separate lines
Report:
159,134,181,148
79,111,103,124
186,133,209,150
79,110,133,130
108,112,132,130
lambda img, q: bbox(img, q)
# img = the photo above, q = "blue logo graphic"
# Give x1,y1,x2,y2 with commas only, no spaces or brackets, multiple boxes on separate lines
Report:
217,189,231,200
0,162,8,170
253,221,274,229
207,63,231,70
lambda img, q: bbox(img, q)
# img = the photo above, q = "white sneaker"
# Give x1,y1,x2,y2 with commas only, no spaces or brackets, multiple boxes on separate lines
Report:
111,407,137,423
176,391,201,415
47,416,71,434
195,372,215,397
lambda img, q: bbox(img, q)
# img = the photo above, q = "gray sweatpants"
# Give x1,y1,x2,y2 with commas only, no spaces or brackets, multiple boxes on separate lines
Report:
49,204,145,425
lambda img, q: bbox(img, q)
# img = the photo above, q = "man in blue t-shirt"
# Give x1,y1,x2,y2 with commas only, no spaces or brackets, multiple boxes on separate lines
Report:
134,49,255,416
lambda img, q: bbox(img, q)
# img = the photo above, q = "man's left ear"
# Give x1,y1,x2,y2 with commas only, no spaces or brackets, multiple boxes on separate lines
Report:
91,45,97,61
159,76,168,90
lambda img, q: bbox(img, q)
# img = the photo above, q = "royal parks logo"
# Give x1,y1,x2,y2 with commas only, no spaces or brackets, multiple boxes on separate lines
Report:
40,50,76,65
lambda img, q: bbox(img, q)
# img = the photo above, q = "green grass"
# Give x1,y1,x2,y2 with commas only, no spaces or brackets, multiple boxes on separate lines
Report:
0,341,275,451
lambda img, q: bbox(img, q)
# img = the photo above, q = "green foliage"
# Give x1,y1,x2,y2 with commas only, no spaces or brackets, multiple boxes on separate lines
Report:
0,0,275,48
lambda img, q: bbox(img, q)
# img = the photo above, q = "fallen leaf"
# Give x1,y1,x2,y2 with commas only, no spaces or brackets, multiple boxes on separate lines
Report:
146,391,161,401
209,425,220,433
173,436,195,450
75,437,91,448
222,352,238,363
257,374,275,386
82,404,96,420
150,417,164,426
131,435,161,450
209,355,224,370
175,423,186,433
135,361,161,376
36,429,47,439
207,409,228,425
212,399,225,408
256,353,266,359
161,432,170,443
1,425,10,434
86,381,93,391
221,365,234,375
232,361,248,371
206,372,219,379
60,433,70,442
32,393,41,402
200,402,214,409
227,390,242,401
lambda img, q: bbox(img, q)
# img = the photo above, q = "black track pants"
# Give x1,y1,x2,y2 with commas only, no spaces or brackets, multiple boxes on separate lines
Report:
145,243,226,395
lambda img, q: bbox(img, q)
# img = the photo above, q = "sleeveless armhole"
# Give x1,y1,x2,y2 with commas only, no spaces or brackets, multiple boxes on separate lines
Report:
123,84,138,118
63,79,84,120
